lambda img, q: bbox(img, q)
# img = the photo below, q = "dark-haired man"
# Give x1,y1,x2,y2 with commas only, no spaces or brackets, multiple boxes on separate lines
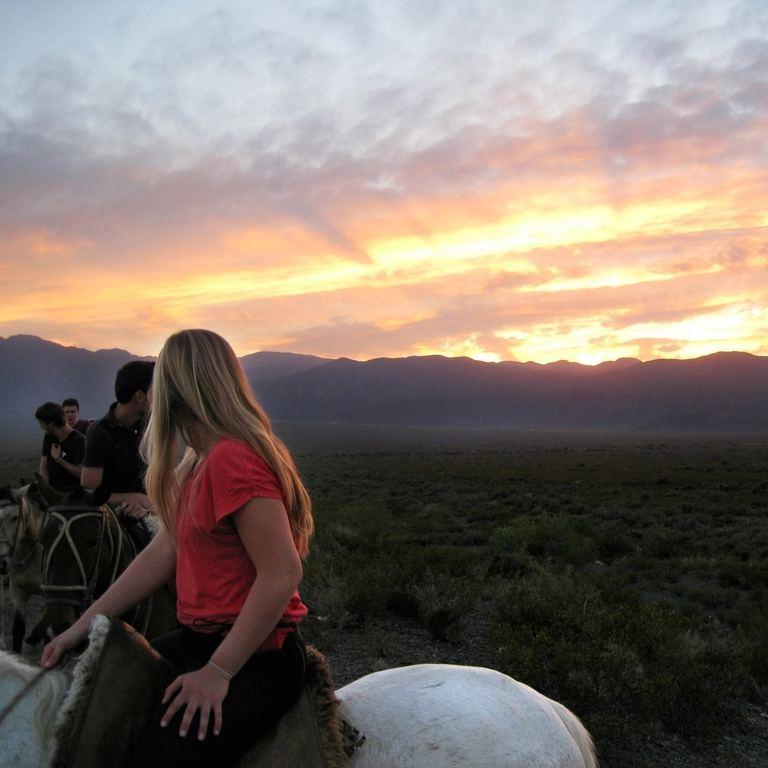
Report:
35,402,85,492
62,398,91,435
81,360,155,518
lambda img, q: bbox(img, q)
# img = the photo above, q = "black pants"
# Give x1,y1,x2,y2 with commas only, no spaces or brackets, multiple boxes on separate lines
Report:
129,627,306,768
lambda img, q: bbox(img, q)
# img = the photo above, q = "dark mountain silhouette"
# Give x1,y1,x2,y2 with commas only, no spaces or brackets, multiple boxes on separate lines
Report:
0,335,149,424
239,350,330,384
2,335,767,439
0,336,335,440
252,351,768,432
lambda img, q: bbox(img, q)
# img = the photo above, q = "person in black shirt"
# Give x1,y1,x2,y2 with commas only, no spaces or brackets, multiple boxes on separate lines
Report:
82,360,155,518
35,402,85,492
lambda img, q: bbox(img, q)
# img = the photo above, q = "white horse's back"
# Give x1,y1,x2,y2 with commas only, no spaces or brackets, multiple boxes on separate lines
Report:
338,664,596,768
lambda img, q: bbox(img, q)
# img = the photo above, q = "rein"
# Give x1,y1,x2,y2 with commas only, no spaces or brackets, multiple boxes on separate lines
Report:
41,507,125,611
40,506,152,634
0,666,49,729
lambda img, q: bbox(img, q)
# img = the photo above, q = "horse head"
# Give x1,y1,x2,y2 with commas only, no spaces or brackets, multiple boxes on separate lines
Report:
0,480,41,563
0,489,45,573
39,504,130,636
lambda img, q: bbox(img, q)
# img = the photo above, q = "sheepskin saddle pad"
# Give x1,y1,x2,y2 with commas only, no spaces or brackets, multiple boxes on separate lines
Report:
50,616,354,768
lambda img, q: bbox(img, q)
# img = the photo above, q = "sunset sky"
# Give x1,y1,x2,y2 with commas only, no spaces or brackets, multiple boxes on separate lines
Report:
1,0,766,364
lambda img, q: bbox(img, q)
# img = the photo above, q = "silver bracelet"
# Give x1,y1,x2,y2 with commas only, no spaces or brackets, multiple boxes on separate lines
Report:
207,659,233,681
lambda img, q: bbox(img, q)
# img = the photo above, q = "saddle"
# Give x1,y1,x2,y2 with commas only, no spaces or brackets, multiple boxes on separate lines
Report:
50,616,358,768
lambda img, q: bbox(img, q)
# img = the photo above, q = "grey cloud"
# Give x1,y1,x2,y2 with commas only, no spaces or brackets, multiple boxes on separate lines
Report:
2,1,768,277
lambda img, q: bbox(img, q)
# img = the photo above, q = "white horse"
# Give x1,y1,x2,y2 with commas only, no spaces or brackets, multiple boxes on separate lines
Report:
338,663,596,767
0,647,596,768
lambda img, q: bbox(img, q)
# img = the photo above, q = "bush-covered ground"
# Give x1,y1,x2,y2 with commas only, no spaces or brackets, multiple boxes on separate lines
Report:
292,434,768,767
2,427,767,766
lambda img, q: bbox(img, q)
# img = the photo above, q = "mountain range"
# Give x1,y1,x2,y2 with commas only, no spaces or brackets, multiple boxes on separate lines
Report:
2,334,767,439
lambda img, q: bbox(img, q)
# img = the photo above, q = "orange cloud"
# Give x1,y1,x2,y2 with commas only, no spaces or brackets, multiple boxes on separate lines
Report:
2,71,768,363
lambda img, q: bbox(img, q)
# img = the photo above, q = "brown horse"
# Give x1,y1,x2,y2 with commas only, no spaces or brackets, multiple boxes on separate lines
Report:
38,499,176,641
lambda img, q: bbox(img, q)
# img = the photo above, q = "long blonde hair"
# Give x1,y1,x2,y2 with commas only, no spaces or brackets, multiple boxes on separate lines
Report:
142,329,313,558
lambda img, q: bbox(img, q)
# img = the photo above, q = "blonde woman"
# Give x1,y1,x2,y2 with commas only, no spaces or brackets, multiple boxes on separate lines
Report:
42,329,314,767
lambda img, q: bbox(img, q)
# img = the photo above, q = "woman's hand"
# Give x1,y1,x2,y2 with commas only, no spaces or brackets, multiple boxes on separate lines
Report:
161,665,230,739
41,622,88,667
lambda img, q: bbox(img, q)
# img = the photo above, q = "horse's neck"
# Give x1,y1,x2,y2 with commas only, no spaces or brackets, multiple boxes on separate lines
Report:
29,668,70,745
13,503,44,568
20,497,46,542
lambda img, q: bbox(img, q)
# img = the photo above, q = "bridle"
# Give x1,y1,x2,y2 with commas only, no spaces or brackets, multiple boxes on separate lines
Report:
39,504,154,635
40,505,131,612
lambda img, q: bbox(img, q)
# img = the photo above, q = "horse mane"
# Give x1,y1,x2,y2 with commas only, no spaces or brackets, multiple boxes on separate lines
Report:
0,651,69,750
20,496,42,540
0,648,40,678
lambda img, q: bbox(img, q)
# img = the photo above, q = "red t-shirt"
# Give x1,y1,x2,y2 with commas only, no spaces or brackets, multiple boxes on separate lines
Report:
175,437,307,651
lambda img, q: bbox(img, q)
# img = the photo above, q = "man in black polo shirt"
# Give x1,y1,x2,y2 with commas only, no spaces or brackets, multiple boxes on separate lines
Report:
82,360,155,518
35,402,86,493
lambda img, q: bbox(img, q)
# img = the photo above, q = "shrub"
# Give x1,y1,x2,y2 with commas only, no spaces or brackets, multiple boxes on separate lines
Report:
594,522,635,561
491,568,745,739
385,588,420,619
491,516,598,566
414,571,475,642
738,609,768,696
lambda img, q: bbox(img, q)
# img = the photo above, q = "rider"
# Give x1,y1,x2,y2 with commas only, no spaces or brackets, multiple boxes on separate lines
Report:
62,397,92,436
42,329,314,768
81,360,155,519
35,401,85,493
